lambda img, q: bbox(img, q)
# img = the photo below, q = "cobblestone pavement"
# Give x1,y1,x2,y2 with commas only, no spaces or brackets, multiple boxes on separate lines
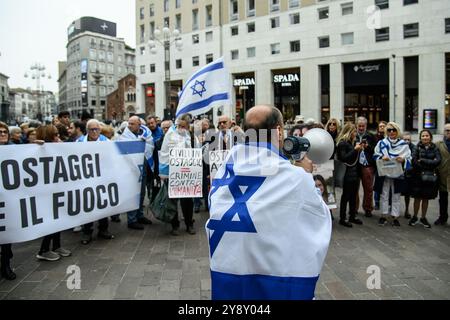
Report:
1,195,449,300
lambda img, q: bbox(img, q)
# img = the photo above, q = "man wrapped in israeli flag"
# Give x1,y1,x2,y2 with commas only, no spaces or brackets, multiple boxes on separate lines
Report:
206,105,332,300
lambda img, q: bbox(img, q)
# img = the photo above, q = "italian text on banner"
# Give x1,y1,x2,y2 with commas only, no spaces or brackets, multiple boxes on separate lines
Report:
0,141,145,244
169,148,203,199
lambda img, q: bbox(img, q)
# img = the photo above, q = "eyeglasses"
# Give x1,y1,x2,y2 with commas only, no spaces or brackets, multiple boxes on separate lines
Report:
387,128,397,133
0,130,8,135
88,128,100,132
329,123,337,126
218,121,228,125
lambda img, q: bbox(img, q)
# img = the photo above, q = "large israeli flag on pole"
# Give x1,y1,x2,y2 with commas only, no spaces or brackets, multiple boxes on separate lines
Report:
206,143,332,300
176,57,231,118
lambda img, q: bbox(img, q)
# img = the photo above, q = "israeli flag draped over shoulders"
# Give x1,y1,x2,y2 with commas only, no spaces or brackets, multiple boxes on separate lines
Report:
176,57,231,118
206,143,332,300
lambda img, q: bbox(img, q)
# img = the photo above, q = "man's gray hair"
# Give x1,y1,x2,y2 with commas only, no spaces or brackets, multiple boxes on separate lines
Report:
9,127,21,134
357,117,368,125
86,119,101,128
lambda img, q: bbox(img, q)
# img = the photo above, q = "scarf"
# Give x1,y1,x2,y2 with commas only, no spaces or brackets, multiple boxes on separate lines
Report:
77,134,109,142
151,126,164,144
374,137,412,170
120,125,155,169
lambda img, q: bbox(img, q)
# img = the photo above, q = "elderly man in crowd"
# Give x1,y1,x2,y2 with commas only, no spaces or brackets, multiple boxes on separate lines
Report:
77,119,114,244
9,127,23,144
119,116,155,230
355,117,377,218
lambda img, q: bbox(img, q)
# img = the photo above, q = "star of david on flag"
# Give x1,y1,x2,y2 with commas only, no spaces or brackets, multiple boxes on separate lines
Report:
191,80,207,98
176,57,231,118
206,163,266,257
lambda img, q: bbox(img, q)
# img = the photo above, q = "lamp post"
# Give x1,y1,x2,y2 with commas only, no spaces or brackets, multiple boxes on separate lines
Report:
24,62,51,121
92,70,104,120
149,27,183,117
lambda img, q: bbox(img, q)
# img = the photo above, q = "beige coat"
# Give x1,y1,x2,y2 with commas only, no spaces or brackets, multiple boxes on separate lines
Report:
436,140,450,192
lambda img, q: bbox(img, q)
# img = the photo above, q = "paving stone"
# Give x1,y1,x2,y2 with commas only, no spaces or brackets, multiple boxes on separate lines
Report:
4,281,40,300
99,264,127,286
157,290,180,300
323,281,355,300
90,285,118,300
160,279,180,292
181,273,201,289
355,292,380,300
180,288,201,300
140,271,162,286
162,269,182,281
114,277,140,300
389,284,424,300
135,286,158,300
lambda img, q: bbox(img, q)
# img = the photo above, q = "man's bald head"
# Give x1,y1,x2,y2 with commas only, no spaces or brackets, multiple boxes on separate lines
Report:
218,115,232,132
244,105,283,132
128,116,141,134
244,105,284,145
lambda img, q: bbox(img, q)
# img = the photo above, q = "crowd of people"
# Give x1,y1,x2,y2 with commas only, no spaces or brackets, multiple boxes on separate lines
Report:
0,109,449,283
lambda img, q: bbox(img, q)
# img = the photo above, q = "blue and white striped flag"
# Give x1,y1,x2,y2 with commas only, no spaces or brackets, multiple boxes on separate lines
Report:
176,57,231,118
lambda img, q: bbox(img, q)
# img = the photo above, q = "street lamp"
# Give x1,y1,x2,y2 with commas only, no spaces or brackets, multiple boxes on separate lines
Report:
92,70,104,120
149,27,183,116
24,62,52,121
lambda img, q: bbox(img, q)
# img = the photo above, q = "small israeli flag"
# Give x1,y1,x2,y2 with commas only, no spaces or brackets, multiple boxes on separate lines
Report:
176,57,231,118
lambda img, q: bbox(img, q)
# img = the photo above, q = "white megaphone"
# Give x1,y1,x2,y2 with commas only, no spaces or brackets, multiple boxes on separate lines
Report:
303,129,335,164
283,128,334,164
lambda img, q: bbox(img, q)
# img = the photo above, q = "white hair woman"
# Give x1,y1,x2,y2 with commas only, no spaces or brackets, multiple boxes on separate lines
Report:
374,122,412,227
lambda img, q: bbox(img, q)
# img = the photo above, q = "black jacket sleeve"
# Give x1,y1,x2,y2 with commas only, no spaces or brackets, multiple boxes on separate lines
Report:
337,141,359,165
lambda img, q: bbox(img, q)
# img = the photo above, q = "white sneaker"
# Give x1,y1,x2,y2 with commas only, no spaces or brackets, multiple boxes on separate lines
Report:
36,251,61,261
54,248,72,257
73,226,82,232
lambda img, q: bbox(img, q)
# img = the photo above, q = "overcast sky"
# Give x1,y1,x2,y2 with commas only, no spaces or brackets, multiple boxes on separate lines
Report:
0,0,136,93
